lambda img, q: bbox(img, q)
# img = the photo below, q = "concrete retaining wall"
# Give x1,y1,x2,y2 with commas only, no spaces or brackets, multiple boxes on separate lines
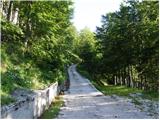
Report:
1,82,59,119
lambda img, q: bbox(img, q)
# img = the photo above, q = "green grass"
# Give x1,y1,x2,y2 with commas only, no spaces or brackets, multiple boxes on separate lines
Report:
77,65,159,101
1,93,16,105
93,83,142,96
39,96,64,119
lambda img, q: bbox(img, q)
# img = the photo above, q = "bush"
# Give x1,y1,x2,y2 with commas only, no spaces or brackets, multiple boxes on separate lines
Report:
1,19,24,42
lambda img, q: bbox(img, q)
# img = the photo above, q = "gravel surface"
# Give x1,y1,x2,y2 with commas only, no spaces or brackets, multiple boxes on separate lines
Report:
129,93,159,118
57,65,155,119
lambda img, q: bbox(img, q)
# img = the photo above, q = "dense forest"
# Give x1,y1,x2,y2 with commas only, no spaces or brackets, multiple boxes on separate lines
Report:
1,0,76,104
1,0,159,105
79,0,159,92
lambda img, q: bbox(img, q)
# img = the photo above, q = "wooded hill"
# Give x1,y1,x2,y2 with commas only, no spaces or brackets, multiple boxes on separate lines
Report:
1,0,159,105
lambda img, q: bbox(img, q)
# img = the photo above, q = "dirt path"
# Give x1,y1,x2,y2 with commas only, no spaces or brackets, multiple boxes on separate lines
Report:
57,65,153,119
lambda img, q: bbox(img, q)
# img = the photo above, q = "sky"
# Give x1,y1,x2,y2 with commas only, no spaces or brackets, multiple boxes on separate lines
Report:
72,0,123,32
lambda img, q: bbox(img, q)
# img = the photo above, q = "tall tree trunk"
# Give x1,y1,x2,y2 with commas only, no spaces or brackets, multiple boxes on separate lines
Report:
122,67,126,85
112,74,114,84
125,67,128,86
127,66,130,87
120,69,123,85
117,72,119,85
130,65,134,88
7,1,13,21
114,75,117,85
0,0,3,16
144,75,147,90
24,19,31,47
140,75,143,89
24,1,32,48
12,8,19,24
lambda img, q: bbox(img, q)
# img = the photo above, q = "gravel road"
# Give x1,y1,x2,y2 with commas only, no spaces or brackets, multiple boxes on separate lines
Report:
57,65,154,119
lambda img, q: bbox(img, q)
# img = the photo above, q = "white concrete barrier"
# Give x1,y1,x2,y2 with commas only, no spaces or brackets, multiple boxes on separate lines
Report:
1,82,59,119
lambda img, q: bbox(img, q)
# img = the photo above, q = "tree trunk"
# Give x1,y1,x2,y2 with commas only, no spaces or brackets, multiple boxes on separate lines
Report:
7,1,13,21
144,75,147,90
140,75,143,89
24,1,32,47
117,72,119,85
127,66,130,87
122,67,126,85
24,20,31,47
114,75,117,85
0,0,3,16
12,8,19,24
130,65,134,88
120,69,123,85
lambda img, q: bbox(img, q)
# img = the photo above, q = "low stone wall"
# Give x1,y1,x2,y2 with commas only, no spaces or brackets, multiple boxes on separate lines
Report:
1,82,59,119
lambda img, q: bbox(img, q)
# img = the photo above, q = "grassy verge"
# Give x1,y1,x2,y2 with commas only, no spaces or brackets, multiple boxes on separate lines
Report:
39,96,64,119
77,65,159,101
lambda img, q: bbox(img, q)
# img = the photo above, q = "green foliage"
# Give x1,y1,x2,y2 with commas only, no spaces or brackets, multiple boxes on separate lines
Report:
75,27,99,74
1,0,158,107
1,0,74,105
1,19,23,42
76,65,92,80
1,93,16,105
77,65,141,96
1,41,68,91
94,0,159,91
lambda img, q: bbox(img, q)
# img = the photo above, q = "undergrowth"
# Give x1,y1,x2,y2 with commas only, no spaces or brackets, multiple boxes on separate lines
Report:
1,43,66,105
77,64,159,101
39,96,64,119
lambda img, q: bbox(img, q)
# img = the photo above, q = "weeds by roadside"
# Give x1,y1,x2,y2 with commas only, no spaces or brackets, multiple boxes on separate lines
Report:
39,96,64,119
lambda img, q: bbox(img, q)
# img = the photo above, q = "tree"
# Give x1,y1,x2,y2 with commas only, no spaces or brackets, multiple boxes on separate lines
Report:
75,27,98,75
1,0,75,93
95,0,159,91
